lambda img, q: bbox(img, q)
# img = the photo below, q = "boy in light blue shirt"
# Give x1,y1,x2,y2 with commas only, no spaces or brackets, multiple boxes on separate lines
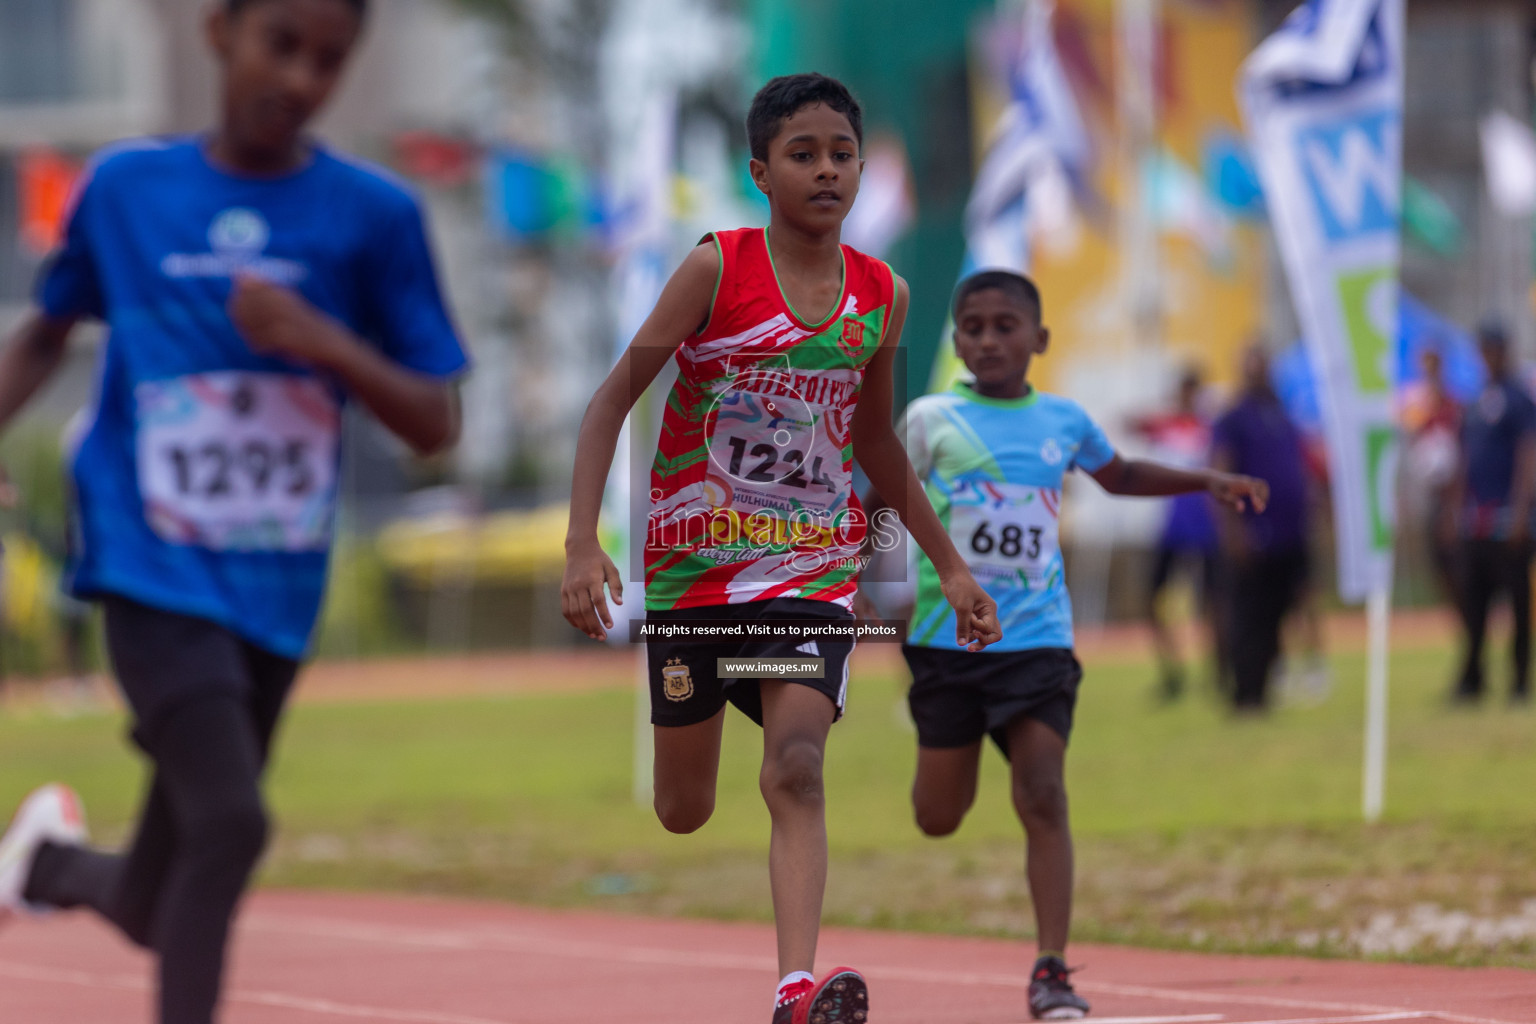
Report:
867,270,1266,1020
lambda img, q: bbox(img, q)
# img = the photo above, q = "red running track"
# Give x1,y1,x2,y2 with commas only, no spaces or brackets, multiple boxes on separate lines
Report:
2,890,1533,1024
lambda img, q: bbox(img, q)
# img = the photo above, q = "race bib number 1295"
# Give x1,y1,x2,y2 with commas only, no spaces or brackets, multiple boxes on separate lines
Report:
136,372,341,551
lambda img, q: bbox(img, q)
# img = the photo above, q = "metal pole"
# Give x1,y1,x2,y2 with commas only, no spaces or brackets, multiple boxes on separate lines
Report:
633,658,654,806
1362,582,1391,822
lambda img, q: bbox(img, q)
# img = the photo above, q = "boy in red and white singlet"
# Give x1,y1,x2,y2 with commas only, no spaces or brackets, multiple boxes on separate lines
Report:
562,74,1000,1023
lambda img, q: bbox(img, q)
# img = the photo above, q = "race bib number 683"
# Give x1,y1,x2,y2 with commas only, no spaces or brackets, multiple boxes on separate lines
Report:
948,480,1060,589
136,372,341,551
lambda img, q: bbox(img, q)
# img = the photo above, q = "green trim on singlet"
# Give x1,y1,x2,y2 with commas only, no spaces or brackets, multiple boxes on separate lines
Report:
695,232,726,337
763,227,847,330
879,261,899,343
951,380,1039,409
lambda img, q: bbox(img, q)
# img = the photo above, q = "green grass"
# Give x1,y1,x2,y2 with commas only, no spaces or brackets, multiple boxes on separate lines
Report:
3,639,1535,966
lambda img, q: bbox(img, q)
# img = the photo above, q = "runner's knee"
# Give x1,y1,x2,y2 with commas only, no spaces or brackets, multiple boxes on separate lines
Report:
184,795,269,871
912,776,974,837
1012,772,1068,829
760,740,825,811
913,799,967,837
654,789,714,834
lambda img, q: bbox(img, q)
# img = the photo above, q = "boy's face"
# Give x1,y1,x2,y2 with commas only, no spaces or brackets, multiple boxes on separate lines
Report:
209,0,363,157
953,288,1047,393
749,103,862,232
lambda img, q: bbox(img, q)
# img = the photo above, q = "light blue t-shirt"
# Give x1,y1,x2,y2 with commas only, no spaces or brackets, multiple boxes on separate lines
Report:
901,382,1114,652
38,136,468,658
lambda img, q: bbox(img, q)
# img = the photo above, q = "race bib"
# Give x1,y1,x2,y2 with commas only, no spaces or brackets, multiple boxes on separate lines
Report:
948,480,1059,589
136,372,341,551
702,381,850,524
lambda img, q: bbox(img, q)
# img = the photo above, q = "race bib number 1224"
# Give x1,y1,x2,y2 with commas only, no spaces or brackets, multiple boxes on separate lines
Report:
136,372,341,551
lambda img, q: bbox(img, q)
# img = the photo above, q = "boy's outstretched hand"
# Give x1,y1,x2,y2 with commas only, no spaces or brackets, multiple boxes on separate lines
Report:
940,570,1002,651
1208,472,1270,515
562,542,624,642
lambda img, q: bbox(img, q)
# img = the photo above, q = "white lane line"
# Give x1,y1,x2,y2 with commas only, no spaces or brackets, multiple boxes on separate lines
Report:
1000,1017,1422,1024
233,990,516,1024
1078,980,1533,1024
1031,1016,1226,1024
1219,1014,1430,1024
0,958,147,991
243,912,1536,1024
0,958,518,1024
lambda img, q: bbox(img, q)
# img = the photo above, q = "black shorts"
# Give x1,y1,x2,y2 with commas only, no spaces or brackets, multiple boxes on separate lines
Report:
102,594,300,755
644,598,855,727
903,644,1082,753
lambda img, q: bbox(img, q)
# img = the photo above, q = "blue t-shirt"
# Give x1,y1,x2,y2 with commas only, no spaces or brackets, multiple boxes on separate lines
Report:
1461,378,1536,539
901,383,1115,652
1211,393,1309,553
38,137,468,658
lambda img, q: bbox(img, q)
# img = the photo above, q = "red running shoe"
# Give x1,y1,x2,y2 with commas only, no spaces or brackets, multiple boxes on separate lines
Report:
773,967,869,1024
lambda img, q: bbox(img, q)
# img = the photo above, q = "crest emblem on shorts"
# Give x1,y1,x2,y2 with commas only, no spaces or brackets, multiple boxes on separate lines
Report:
662,658,694,701
838,319,866,356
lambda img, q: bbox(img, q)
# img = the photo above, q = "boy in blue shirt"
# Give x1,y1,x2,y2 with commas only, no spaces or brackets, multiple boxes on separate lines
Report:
0,2,466,1022
870,271,1266,1020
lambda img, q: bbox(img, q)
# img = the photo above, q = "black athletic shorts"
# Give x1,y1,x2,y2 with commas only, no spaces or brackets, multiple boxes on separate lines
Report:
102,594,300,755
903,644,1082,753
644,598,855,727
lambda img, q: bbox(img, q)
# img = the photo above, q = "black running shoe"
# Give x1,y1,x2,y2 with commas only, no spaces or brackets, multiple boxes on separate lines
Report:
1028,955,1089,1020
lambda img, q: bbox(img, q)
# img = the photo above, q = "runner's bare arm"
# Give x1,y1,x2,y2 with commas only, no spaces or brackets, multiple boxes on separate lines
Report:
851,276,1001,651
228,274,459,455
561,242,720,642
0,311,78,503
1089,455,1269,513
0,311,74,429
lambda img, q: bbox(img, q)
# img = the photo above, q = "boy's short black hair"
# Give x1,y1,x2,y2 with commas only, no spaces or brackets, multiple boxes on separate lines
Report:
952,270,1042,323
747,73,863,162
228,0,368,13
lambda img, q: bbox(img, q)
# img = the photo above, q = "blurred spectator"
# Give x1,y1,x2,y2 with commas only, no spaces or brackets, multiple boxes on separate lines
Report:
1282,425,1332,706
1400,346,1463,606
1211,345,1312,712
1128,367,1219,701
1447,322,1536,704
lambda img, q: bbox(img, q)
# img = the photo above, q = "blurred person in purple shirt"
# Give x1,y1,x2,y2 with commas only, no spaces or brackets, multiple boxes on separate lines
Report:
1128,367,1220,701
1211,345,1312,711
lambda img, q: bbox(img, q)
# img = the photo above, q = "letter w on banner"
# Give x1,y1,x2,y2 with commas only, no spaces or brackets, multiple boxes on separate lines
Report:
1240,0,1404,602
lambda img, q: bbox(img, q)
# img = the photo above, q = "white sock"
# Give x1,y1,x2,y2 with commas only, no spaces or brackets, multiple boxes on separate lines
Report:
775,971,815,1008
